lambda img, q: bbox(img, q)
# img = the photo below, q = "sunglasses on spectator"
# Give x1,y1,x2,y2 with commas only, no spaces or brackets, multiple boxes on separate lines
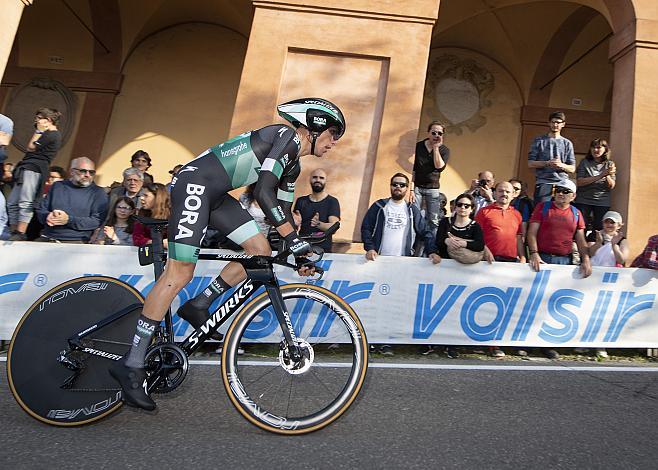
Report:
456,202,472,209
430,131,444,136
391,182,408,188
74,168,96,175
554,188,573,194
512,186,522,191
550,120,564,124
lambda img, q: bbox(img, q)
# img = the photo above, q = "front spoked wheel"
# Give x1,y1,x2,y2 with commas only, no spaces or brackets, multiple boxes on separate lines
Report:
221,283,368,434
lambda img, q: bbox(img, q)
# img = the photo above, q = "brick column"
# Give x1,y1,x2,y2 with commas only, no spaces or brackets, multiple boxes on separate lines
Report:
608,19,658,256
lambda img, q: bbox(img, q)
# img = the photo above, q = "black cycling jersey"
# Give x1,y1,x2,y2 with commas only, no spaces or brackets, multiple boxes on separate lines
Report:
168,124,301,263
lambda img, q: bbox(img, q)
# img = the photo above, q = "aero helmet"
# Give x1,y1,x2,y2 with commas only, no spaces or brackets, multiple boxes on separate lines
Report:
277,98,346,154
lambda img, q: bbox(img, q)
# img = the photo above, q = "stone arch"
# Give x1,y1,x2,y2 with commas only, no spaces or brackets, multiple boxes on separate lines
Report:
97,22,249,185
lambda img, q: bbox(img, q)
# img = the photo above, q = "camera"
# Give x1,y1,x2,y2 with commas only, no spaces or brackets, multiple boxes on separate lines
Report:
478,179,488,188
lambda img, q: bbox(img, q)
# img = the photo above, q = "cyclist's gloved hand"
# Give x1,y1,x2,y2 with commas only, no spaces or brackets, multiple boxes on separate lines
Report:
284,232,312,257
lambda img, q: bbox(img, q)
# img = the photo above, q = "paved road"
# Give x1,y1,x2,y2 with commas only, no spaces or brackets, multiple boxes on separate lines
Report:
2,360,658,469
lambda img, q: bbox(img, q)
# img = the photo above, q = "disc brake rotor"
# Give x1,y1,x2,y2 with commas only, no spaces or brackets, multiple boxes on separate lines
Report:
278,339,314,375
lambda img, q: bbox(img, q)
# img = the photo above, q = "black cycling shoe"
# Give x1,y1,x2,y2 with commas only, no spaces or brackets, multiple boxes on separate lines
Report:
177,300,224,341
109,360,157,411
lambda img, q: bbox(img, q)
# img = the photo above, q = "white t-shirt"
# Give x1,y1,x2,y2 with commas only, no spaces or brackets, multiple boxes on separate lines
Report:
379,199,409,256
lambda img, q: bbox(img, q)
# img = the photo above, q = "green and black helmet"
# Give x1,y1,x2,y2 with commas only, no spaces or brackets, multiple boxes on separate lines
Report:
277,98,346,140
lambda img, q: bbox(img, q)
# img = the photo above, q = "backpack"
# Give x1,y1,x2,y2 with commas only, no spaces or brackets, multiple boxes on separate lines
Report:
541,202,579,231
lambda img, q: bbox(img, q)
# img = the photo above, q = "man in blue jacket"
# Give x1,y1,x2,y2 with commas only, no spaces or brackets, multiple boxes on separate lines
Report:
35,157,108,243
361,172,434,261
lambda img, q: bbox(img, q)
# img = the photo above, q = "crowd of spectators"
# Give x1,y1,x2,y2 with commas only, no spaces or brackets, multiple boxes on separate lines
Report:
1,108,656,361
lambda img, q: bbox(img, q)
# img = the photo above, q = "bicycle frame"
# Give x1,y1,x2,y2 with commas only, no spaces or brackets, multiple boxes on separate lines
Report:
66,226,307,365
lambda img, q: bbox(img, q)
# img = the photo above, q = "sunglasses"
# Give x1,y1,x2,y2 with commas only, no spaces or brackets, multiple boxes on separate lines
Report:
391,182,408,188
554,188,573,195
74,168,96,176
456,202,472,209
550,120,565,125
512,186,522,191
430,131,444,136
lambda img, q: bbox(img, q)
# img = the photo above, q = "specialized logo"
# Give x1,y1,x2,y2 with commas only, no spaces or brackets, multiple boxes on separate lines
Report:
47,392,121,420
39,282,108,311
82,347,123,361
177,166,198,175
175,183,205,240
304,99,338,114
220,141,248,158
313,116,327,126
277,128,288,137
187,280,256,347
227,372,300,430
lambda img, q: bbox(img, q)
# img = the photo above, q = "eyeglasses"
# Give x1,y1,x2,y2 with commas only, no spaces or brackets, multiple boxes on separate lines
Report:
512,186,522,191
74,168,96,176
554,188,573,195
456,202,472,209
550,120,564,125
116,206,133,211
391,182,408,188
430,131,444,136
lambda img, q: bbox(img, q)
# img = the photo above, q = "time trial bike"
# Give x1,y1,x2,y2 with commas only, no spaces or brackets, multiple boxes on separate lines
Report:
7,219,368,434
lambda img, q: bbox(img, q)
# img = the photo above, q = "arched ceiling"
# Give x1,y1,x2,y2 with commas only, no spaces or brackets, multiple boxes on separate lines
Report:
118,0,254,65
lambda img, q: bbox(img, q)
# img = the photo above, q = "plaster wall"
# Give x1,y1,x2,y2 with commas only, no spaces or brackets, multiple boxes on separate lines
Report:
418,48,524,203
17,0,93,72
98,23,247,186
231,3,436,243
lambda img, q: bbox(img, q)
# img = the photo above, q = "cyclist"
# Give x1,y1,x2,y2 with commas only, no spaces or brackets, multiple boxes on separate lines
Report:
110,98,346,410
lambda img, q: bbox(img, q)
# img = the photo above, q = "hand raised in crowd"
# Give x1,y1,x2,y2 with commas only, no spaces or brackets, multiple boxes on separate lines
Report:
429,253,441,264
595,229,604,245
480,185,494,202
46,209,69,226
483,246,495,264
580,257,592,278
103,226,116,241
292,209,302,229
445,232,466,250
529,252,545,272
605,162,617,176
310,212,320,228
365,250,378,261
611,231,624,245
547,158,564,170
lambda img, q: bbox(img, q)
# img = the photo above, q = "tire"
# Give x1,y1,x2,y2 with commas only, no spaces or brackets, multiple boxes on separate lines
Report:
221,283,368,434
7,276,144,426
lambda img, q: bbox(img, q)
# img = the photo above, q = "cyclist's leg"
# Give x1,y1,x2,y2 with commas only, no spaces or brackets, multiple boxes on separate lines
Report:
183,194,268,312
110,161,217,409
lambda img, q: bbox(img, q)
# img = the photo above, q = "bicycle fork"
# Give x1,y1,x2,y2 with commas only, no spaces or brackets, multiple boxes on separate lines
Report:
264,282,303,362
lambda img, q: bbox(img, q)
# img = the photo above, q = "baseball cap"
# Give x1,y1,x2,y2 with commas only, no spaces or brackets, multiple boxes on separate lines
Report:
602,210,623,224
555,179,576,193
169,164,183,175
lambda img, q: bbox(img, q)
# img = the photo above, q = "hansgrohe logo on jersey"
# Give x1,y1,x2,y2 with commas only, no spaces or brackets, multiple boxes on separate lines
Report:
219,141,248,158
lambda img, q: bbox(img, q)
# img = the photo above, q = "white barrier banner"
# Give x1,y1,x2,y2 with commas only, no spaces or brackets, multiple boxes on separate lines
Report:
1,242,657,346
